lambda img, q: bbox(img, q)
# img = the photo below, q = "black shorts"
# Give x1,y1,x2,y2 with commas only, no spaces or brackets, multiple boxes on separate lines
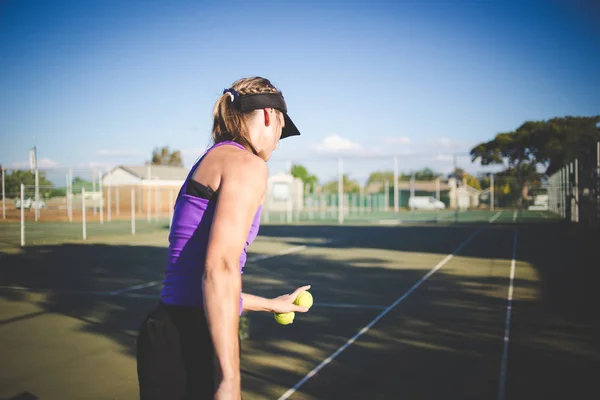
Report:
136,301,217,399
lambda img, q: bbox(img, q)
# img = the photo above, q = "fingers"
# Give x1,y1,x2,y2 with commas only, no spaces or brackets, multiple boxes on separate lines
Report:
293,305,309,313
292,285,311,297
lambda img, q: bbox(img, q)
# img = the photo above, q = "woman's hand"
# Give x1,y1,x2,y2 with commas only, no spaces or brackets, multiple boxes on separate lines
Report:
269,285,312,314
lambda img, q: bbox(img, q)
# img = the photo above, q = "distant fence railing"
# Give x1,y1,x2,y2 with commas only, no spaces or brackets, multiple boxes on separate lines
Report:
547,142,600,229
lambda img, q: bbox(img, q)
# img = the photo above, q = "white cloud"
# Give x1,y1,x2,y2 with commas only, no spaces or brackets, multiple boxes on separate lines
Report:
96,149,140,157
383,136,411,144
311,134,362,154
11,158,59,169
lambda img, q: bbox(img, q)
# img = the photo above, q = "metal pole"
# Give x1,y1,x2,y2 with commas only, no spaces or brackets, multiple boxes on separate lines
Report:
410,175,415,211
131,188,136,235
82,188,87,240
393,157,398,213
338,158,344,224
92,169,97,216
68,168,73,222
491,174,495,212
146,164,151,222
436,177,440,201
99,169,103,224
560,167,564,218
66,171,70,222
454,153,458,221
574,159,579,223
34,146,39,222
20,183,25,246
1,166,5,219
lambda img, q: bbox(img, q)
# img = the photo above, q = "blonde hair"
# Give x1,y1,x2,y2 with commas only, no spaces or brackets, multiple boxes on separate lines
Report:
212,77,282,154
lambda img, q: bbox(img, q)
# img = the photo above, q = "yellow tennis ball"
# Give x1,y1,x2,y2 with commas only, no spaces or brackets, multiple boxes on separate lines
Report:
294,291,313,309
274,312,295,325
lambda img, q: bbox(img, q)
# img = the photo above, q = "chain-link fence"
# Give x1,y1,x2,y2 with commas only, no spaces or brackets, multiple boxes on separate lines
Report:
547,142,600,229
3,151,568,247
0,165,188,245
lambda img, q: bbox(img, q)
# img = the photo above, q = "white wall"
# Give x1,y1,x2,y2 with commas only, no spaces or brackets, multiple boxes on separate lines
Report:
264,172,304,212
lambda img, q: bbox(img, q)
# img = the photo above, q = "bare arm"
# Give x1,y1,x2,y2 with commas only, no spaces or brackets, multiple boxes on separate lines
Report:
202,155,267,396
241,286,312,313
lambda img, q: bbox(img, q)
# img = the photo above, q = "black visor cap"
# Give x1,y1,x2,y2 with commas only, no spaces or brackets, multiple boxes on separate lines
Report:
238,92,301,139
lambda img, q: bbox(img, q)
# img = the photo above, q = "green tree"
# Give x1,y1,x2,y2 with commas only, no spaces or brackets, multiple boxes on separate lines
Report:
4,170,54,198
290,164,318,191
366,170,395,185
470,115,600,206
323,175,361,194
413,167,442,181
71,177,94,191
449,168,481,190
151,146,184,167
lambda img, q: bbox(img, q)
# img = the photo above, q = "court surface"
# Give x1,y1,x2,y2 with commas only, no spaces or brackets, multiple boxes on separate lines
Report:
1,211,598,399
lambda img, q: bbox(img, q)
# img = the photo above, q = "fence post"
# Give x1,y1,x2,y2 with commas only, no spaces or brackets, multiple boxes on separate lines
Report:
92,169,97,216
67,168,73,222
131,188,136,235
338,158,344,224
20,183,25,246
574,159,579,223
393,157,398,213
82,188,87,240
1,166,5,220
491,174,495,212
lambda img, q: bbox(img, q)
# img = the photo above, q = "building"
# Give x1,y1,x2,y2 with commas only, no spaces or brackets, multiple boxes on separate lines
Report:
264,172,304,212
101,164,188,216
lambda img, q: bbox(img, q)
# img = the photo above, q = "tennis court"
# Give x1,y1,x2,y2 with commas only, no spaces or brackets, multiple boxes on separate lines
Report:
0,212,598,399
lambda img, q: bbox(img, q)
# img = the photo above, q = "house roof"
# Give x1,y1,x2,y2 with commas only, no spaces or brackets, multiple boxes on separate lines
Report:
119,165,188,181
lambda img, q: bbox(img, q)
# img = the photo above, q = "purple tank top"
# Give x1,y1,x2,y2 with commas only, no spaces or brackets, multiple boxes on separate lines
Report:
160,140,262,314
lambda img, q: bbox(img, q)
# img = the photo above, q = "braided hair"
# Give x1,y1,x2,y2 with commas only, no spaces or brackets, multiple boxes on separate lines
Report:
211,77,283,155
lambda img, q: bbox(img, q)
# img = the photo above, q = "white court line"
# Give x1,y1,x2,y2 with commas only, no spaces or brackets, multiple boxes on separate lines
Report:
489,211,503,223
498,229,518,400
512,211,517,222
277,228,482,400
106,241,330,296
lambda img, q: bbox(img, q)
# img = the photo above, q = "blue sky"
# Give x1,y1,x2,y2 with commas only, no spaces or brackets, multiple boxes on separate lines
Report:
1,0,599,184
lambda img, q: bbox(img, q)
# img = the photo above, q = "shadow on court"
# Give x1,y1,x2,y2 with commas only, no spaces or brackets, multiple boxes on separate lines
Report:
0,222,598,399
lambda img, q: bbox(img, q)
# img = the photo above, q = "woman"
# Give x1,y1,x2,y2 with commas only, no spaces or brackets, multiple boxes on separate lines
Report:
136,77,310,399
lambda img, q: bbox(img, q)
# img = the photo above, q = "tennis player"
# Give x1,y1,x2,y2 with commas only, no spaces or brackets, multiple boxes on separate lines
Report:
136,77,310,399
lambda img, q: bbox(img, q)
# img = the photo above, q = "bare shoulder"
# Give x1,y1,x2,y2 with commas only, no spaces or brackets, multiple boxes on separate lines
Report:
223,151,268,185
